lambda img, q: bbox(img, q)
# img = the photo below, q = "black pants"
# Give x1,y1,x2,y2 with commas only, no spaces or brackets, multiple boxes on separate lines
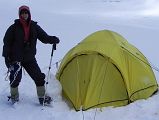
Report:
9,58,45,88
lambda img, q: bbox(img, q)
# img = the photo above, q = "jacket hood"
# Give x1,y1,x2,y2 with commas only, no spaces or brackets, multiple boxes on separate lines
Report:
19,5,31,22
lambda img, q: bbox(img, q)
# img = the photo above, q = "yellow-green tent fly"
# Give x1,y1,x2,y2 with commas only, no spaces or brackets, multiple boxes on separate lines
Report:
56,30,158,111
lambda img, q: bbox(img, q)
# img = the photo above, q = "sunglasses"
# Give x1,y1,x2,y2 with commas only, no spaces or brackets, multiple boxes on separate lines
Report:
20,11,28,14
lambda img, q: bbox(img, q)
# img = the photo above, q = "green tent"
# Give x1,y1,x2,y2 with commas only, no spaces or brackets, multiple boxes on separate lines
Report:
56,30,158,111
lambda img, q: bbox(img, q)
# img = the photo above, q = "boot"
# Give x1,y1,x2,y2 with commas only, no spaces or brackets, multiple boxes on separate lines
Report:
36,86,52,105
8,87,19,104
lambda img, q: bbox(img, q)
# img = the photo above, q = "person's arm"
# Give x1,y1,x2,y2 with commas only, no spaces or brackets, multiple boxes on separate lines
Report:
36,24,59,44
2,25,15,67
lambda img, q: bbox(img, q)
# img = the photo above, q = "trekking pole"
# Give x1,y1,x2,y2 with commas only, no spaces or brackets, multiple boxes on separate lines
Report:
43,44,56,106
46,44,56,83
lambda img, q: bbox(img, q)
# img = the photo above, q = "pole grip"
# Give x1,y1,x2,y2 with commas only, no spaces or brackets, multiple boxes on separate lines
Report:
51,45,54,57
51,44,56,56
53,44,56,50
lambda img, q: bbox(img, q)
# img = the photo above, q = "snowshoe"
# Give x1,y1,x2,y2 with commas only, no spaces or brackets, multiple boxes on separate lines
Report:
8,96,19,104
39,95,52,105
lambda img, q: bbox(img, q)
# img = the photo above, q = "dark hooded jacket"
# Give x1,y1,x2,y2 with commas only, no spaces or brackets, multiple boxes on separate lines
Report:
2,6,54,63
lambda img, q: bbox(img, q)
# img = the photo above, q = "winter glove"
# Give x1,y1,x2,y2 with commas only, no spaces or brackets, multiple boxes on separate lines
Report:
5,57,20,69
48,36,60,44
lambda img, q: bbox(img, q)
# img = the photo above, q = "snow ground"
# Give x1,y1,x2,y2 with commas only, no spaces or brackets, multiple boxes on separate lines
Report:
0,0,159,120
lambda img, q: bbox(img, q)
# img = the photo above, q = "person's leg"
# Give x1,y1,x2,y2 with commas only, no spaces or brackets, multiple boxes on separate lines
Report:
22,59,45,87
22,58,52,104
9,62,22,102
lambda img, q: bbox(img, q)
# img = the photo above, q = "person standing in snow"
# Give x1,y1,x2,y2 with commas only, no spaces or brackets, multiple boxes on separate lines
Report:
2,5,60,105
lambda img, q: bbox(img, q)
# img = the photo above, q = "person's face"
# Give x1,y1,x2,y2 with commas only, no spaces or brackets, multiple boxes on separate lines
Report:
20,10,29,21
